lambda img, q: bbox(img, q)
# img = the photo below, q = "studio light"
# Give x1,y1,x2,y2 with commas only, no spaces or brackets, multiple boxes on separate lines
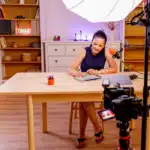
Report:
62,0,142,22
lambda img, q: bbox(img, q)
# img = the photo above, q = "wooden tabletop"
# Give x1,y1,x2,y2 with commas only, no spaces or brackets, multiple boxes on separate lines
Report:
0,72,148,95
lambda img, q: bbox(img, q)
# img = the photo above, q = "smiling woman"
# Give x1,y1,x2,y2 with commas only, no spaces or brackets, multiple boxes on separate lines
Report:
68,30,117,149
68,30,117,77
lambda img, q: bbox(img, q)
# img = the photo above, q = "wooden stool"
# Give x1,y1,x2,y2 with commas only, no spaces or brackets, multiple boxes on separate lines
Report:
69,102,104,134
130,119,135,130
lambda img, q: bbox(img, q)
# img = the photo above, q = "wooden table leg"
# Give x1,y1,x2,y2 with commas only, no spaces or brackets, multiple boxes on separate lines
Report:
130,119,135,130
42,102,48,133
27,95,35,150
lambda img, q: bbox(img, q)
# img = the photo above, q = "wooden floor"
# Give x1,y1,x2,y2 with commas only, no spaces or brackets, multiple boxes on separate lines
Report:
0,95,141,150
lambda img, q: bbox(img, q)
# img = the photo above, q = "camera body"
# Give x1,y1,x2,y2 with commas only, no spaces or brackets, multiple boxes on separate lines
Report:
103,79,142,121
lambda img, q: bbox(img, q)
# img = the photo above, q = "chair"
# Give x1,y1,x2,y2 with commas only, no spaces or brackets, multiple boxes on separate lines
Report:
69,102,104,134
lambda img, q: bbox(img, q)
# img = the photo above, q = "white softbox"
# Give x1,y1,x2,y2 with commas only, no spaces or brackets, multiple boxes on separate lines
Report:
62,0,142,22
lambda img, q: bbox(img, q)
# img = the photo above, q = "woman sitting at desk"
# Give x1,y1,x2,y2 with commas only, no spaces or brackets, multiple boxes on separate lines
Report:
68,30,117,148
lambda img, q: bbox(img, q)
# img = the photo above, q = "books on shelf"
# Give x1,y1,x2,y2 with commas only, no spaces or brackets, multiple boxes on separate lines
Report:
0,0,6,4
35,8,40,19
36,0,39,5
19,0,24,4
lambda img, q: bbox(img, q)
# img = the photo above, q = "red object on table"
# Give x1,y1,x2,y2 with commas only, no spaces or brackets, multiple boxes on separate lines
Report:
48,76,54,85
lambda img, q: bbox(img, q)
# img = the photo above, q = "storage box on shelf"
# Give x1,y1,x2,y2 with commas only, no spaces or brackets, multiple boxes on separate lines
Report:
0,0,41,81
124,2,150,71
43,41,122,73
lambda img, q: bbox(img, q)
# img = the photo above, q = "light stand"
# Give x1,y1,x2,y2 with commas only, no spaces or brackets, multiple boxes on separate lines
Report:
121,1,150,149
129,0,150,150
141,1,150,150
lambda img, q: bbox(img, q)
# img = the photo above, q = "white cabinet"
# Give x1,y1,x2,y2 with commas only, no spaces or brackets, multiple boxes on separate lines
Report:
43,41,122,72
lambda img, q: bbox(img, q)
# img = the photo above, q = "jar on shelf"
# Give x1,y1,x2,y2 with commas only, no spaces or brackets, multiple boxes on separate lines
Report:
22,53,31,62
12,42,18,48
2,56,12,61
19,0,24,4
37,56,41,61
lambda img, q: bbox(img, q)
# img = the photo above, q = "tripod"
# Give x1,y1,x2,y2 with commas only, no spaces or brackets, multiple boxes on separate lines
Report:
114,121,134,150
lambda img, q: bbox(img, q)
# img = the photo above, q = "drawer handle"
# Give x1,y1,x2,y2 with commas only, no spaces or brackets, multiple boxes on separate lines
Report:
73,49,75,51
55,60,58,63
55,49,57,51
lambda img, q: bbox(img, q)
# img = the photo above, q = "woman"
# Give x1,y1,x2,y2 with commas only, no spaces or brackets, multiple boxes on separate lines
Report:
68,30,117,148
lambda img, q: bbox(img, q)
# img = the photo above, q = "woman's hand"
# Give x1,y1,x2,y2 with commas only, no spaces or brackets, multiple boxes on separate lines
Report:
68,68,87,77
87,69,98,75
72,71,86,77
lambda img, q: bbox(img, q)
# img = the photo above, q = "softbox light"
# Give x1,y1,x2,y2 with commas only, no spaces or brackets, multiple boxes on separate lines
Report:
62,0,142,22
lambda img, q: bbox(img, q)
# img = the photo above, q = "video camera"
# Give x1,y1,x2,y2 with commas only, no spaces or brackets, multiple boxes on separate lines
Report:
102,79,142,121
103,84,142,121
101,79,143,150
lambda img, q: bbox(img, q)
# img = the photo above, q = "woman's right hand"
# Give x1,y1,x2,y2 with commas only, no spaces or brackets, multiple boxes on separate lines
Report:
68,68,86,77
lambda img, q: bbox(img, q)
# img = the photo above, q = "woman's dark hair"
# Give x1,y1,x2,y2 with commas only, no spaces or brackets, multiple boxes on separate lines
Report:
92,30,107,43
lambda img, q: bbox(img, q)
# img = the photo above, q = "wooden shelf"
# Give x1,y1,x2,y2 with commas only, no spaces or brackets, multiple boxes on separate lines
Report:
0,34,40,37
1,47,40,50
2,61,41,64
125,35,145,38
124,2,147,71
0,0,41,79
0,4,39,7
3,76,12,80
124,60,150,63
0,18,40,21
125,45,145,50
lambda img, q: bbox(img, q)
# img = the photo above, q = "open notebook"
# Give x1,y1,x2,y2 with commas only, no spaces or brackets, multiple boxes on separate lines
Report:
74,75,101,81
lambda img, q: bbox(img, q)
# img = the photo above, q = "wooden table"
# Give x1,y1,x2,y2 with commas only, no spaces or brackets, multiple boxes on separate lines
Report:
0,72,149,150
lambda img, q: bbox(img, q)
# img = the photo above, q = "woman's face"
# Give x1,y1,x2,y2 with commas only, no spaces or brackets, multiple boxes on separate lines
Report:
91,37,105,55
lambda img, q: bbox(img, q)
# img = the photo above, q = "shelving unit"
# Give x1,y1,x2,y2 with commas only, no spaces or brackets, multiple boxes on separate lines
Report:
0,0,41,82
124,2,150,71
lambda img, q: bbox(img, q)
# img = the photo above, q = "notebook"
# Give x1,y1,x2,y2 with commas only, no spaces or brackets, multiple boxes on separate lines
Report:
74,75,101,81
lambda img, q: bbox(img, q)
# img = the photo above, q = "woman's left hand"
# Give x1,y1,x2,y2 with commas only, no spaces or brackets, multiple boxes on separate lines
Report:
87,69,98,75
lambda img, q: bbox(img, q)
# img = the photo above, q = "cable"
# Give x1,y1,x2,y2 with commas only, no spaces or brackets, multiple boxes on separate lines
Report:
106,0,119,17
70,0,84,9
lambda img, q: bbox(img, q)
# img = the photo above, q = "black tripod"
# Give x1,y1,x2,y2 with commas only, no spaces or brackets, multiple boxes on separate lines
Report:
114,121,134,150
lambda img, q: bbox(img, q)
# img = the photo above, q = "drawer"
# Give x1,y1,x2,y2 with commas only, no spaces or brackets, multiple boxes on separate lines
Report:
65,45,83,56
48,57,75,67
82,44,90,49
48,67,68,72
47,45,65,56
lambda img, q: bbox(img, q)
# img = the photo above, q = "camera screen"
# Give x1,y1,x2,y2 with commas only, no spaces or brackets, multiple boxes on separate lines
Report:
98,109,115,121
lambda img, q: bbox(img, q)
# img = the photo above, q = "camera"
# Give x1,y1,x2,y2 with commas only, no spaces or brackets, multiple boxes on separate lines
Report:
102,79,142,121
101,79,143,150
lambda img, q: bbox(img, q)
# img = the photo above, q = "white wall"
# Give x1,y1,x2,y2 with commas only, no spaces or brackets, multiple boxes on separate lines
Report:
40,0,123,42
